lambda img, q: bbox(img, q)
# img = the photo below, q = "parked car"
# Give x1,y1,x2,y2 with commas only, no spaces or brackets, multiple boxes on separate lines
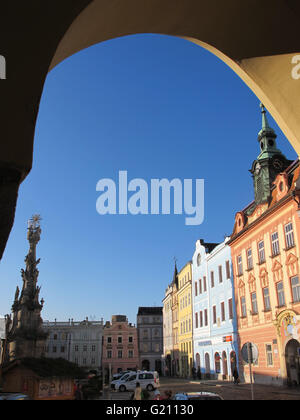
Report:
111,372,132,390
173,392,223,401
0,393,31,400
113,370,160,392
112,371,130,381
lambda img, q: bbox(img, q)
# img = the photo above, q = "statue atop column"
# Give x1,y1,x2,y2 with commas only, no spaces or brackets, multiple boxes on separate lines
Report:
5,216,47,362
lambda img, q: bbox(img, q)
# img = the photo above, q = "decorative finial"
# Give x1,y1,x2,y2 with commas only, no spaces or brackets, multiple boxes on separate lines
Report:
28,215,42,229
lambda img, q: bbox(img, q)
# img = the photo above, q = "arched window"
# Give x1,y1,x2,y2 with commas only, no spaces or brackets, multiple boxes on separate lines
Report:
197,253,201,266
215,352,221,374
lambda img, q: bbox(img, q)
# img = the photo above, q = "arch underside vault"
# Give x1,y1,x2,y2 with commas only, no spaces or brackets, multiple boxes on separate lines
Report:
0,0,300,258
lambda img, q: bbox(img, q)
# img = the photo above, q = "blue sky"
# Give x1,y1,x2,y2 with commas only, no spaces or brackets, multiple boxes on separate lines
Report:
0,34,297,324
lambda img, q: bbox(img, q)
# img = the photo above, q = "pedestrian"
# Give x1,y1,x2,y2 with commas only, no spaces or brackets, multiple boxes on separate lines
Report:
133,382,142,400
197,367,201,380
233,367,240,385
74,384,83,401
162,390,173,400
192,367,197,380
153,389,163,400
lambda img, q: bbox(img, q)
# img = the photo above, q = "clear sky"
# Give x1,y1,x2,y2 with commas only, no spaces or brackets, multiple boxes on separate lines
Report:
0,34,297,325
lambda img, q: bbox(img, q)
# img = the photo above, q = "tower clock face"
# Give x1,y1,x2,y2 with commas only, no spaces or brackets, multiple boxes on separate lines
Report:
273,158,284,171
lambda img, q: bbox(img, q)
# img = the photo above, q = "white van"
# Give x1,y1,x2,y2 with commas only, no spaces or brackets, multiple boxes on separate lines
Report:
114,371,160,392
111,372,132,390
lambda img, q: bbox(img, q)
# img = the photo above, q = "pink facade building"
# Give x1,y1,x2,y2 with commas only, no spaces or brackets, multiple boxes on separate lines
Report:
102,315,139,377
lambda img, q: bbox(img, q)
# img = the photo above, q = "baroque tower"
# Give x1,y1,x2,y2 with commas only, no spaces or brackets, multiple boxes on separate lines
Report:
5,215,47,361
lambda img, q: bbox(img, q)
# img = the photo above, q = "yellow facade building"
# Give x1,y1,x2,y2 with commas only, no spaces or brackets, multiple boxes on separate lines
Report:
177,261,193,377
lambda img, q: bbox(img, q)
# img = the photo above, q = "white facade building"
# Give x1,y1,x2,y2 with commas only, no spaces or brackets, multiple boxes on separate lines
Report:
43,318,104,373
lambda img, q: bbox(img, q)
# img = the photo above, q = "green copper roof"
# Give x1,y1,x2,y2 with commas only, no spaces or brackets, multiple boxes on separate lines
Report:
258,103,276,139
257,103,283,160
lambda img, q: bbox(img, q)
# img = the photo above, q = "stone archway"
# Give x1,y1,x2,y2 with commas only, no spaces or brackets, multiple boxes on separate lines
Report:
222,351,228,379
285,339,300,386
0,1,300,259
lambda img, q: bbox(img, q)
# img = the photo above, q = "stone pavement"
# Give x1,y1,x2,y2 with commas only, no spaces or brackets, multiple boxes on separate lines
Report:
158,377,300,400
99,378,300,400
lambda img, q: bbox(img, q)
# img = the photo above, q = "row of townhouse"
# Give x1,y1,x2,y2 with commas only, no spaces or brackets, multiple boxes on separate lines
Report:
163,238,238,381
163,105,300,386
43,309,163,377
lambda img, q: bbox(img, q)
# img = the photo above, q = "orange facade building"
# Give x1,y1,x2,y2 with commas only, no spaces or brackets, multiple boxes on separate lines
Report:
229,105,300,386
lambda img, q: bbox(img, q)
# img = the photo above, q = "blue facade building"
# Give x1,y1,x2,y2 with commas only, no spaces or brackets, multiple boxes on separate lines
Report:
192,238,239,380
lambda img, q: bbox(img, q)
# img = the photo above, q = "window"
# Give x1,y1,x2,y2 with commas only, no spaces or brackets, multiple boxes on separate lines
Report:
92,345,96,352
247,248,253,270
221,302,225,322
226,260,231,279
195,312,199,328
285,222,295,249
213,306,217,324
277,281,286,307
241,297,247,318
199,279,202,294
211,271,215,288
91,358,96,365
53,346,57,353
129,336,133,343
75,345,79,352
291,276,300,303
263,287,271,311
197,253,201,266
195,282,198,296
83,358,87,365
258,241,265,264
228,298,233,320
204,309,208,326
271,232,280,256
83,345,87,352
237,255,243,276
128,350,134,358
200,311,203,328
53,334,58,340
107,337,112,344
266,344,273,366
118,336,123,344
118,350,123,359
219,265,223,283
203,276,207,292
61,346,65,353
251,292,258,314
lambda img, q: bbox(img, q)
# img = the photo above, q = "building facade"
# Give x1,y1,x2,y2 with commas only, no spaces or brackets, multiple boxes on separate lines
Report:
177,261,193,377
171,265,180,376
229,105,300,386
43,317,104,373
137,307,163,374
192,239,239,380
162,284,173,376
102,315,139,377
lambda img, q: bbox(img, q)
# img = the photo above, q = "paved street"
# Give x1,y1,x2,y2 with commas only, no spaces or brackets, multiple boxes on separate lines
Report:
102,377,300,401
